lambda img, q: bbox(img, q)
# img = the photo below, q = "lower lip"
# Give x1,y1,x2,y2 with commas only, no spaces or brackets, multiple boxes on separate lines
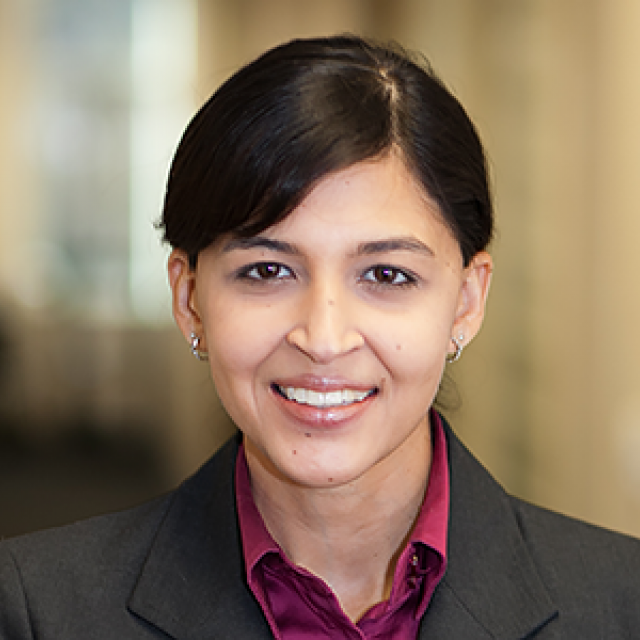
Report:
270,386,376,428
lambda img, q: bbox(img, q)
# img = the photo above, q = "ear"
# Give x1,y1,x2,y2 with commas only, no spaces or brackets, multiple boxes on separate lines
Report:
451,251,493,347
168,249,203,345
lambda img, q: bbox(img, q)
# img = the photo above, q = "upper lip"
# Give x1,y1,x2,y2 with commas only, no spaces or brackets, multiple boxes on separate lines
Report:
272,374,378,393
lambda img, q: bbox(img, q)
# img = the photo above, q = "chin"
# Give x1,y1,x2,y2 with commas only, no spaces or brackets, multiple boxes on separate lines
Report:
277,450,373,490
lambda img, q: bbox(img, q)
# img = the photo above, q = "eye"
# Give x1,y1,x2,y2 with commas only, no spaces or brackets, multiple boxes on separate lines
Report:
241,262,293,281
362,265,415,287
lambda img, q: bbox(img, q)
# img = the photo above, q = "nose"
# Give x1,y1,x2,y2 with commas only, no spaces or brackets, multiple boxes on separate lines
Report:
286,282,365,364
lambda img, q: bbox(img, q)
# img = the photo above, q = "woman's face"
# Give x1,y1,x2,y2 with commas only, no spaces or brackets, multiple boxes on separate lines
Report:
170,154,491,490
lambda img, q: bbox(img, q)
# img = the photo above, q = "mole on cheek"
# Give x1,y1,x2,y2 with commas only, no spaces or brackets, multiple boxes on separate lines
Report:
305,432,311,438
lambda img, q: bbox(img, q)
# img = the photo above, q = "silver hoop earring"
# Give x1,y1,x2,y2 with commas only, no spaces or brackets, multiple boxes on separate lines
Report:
446,334,464,364
190,332,209,362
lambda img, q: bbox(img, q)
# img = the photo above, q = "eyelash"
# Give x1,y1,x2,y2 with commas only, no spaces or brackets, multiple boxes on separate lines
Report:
236,261,418,288
361,265,417,288
237,262,294,282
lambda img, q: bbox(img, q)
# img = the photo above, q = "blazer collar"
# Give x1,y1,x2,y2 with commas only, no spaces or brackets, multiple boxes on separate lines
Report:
127,423,558,639
127,433,272,639
419,419,558,638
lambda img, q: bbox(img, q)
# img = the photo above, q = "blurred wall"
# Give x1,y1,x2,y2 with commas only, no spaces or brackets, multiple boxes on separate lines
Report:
2,0,640,537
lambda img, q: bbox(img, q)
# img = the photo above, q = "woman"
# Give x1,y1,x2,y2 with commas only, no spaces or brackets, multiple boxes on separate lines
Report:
1,35,640,639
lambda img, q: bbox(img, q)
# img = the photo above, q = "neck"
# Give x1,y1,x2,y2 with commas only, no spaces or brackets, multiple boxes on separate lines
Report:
244,419,432,621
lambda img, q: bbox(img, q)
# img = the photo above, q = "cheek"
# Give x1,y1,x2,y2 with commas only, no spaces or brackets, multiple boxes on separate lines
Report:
204,300,283,384
394,329,448,382
377,303,455,384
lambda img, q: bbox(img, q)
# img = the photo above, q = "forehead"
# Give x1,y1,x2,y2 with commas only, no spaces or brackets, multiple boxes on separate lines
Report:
262,156,454,249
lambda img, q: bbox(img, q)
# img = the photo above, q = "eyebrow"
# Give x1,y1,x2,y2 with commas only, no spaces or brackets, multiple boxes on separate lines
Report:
355,237,434,257
221,237,300,255
221,235,434,257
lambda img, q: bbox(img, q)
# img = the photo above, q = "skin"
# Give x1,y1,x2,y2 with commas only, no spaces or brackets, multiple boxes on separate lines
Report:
169,152,492,621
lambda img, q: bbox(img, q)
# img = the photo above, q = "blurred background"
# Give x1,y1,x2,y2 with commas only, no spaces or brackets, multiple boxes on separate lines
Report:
2,0,640,538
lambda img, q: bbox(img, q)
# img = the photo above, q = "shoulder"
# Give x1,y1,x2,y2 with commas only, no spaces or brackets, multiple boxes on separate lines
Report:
1,431,240,575
441,417,640,635
1,492,171,577
0,494,173,635
443,415,640,577
508,497,640,634
0,433,242,638
510,495,640,595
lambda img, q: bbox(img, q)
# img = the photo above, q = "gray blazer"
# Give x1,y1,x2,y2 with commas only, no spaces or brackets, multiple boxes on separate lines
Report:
2,420,640,639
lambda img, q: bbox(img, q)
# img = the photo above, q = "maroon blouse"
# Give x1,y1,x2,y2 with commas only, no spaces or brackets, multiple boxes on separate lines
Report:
235,410,449,639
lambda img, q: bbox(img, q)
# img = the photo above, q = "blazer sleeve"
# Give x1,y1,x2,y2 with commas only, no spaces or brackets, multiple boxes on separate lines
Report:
0,544,35,640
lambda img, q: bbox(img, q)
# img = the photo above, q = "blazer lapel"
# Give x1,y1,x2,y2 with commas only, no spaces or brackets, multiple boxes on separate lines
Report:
126,420,559,639
419,422,558,639
127,434,273,639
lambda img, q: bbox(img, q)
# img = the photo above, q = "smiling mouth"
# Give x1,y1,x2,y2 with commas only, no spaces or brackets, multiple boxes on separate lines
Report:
272,384,377,409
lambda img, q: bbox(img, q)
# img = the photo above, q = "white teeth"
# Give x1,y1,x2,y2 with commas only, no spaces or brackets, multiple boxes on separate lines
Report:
280,386,372,408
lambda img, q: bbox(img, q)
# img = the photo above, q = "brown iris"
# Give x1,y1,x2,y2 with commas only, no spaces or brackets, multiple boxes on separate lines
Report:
256,263,281,279
373,266,398,284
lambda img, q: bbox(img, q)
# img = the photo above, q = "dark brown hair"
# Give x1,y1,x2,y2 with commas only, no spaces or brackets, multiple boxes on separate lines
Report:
160,35,493,267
